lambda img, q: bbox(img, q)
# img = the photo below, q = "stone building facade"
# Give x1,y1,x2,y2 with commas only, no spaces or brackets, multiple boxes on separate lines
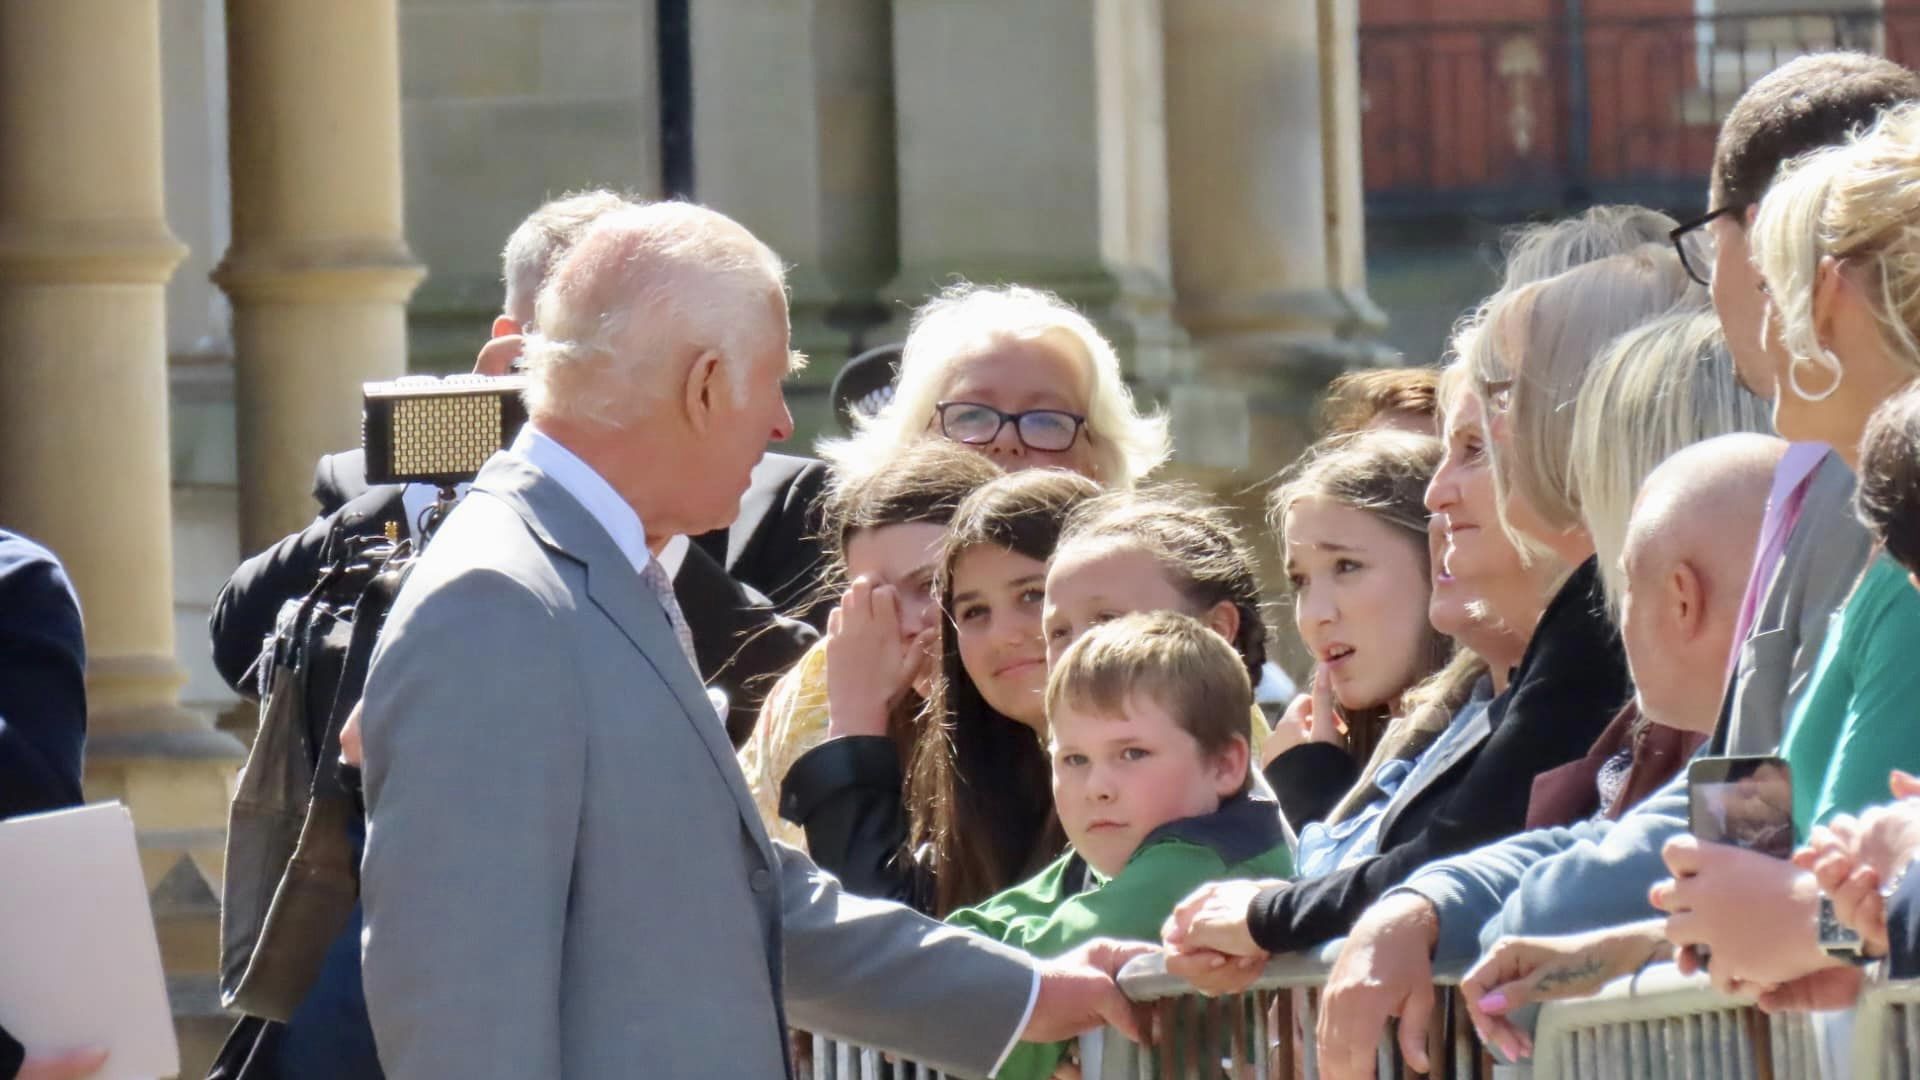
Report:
0,1,1378,1071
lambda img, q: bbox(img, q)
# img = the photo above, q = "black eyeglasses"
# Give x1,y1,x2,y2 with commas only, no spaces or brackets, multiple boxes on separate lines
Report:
1669,205,1745,287
935,401,1088,453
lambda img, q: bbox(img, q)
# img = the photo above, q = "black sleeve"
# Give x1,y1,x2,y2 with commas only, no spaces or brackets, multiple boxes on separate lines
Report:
208,511,336,697
780,736,929,909
1265,743,1360,831
208,486,407,698
1248,590,1630,954
0,1017,22,1078
0,538,87,820
1888,867,1920,980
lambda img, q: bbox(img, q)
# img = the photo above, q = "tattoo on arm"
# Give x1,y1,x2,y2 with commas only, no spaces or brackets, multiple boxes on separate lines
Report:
1533,956,1608,994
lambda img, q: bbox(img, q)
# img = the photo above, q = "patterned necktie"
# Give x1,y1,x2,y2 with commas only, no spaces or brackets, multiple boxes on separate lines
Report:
638,557,700,677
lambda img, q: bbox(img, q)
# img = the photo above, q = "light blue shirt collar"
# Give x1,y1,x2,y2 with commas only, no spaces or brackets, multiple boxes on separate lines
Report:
509,424,652,578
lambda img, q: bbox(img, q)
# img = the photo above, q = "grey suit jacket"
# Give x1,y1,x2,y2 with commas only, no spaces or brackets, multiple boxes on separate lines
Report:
359,453,1035,1079
1396,451,1873,966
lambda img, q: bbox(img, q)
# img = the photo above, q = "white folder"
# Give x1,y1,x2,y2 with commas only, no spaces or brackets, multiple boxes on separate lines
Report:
0,802,181,1079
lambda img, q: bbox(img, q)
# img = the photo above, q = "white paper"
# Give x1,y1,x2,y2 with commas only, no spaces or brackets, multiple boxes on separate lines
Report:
0,802,181,1079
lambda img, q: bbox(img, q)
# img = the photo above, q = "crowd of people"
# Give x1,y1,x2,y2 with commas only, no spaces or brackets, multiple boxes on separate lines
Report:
10,44,1920,1080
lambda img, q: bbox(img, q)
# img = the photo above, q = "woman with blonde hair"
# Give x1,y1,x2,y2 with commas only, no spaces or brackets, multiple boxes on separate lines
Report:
818,283,1170,489
1739,101,1920,829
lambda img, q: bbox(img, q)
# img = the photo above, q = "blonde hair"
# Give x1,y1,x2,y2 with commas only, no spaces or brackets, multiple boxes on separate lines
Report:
1751,101,1920,402
1570,311,1774,613
1470,246,1702,541
818,283,1171,488
1046,611,1253,796
500,189,633,325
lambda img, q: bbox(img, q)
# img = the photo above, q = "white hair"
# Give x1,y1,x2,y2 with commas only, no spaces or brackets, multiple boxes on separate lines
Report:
499,189,634,326
817,283,1170,487
1569,310,1773,614
519,201,789,429
1751,101,1920,402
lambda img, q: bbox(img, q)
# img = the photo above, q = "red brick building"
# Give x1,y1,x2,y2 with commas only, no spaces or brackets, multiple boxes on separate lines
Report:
1359,0,1920,217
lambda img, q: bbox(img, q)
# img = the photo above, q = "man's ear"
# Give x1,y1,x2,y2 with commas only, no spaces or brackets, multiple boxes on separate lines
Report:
1203,600,1241,646
682,350,726,433
1212,734,1251,799
1671,559,1706,641
492,315,520,339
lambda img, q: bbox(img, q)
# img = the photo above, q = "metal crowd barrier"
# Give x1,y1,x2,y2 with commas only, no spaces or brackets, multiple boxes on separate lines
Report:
1850,977,1920,1080
1529,963,1820,1079
807,955,1920,1078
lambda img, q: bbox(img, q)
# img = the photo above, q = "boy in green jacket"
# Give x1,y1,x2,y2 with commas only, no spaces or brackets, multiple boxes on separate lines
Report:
947,611,1293,1079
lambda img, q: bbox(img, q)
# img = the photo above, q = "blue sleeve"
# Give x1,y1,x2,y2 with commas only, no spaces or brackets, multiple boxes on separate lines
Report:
1394,818,1606,968
1811,571,1920,825
0,533,87,820
1484,781,1689,950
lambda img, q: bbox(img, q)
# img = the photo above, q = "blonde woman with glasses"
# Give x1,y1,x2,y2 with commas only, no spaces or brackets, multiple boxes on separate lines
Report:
818,283,1170,489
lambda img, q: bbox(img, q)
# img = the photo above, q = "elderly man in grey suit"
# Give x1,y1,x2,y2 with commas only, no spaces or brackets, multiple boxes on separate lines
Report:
357,202,1145,1078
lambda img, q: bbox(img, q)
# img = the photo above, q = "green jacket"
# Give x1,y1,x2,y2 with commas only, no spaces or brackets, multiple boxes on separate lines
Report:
946,794,1292,1080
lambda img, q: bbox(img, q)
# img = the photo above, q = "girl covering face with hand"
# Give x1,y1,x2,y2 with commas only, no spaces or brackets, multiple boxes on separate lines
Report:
740,442,1001,854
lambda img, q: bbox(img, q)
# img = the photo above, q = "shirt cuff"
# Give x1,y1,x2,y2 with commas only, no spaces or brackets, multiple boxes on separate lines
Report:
988,965,1044,1076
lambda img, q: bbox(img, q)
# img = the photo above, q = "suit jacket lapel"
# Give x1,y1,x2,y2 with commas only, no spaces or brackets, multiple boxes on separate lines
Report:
472,454,777,862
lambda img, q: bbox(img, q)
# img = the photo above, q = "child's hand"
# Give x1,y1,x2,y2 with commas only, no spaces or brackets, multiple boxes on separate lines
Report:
824,578,933,738
1260,666,1341,768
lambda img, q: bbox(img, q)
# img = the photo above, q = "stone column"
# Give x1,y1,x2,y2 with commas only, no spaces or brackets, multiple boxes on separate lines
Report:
888,0,1183,378
1160,0,1389,480
691,0,899,443
0,1,242,1071
216,0,425,555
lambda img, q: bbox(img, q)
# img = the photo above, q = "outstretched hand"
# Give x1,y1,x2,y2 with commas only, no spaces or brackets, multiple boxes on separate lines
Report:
1022,938,1158,1046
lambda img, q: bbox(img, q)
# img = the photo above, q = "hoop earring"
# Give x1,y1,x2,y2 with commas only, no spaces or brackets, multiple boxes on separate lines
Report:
1787,351,1844,403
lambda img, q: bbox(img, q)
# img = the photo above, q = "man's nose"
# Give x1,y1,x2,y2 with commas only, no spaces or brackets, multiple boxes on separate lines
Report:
769,394,795,443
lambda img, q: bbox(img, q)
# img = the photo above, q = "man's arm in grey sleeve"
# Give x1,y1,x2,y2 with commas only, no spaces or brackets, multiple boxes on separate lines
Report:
1481,780,1689,951
776,842,1038,1077
1390,818,1607,969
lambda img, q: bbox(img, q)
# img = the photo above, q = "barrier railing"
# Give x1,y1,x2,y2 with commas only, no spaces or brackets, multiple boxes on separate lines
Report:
1529,963,1819,1079
806,955,1920,1078
1851,977,1920,1080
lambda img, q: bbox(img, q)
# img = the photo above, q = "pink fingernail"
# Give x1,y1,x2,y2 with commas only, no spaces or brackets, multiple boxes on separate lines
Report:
1479,992,1508,1013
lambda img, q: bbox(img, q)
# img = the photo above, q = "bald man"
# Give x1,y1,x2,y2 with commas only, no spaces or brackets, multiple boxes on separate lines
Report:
1519,435,1784,829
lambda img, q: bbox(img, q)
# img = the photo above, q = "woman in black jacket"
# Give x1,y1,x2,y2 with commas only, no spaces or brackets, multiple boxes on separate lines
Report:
1162,245,1694,965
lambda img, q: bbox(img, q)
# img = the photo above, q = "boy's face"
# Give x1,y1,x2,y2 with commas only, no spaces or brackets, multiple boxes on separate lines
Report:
1048,693,1247,878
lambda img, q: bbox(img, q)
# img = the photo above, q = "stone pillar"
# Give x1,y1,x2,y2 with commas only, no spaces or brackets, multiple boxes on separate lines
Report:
216,0,425,555
0,1,242,1071
1161,0,1389,668
888,0,1183,378
691,0,899,443
1160,0,1389,482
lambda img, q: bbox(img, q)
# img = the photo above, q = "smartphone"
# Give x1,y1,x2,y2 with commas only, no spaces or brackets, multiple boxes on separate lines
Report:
1687,755,1795,858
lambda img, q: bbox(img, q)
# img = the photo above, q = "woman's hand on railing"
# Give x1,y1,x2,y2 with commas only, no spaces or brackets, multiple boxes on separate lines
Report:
1314,893,1440,1080
1160,880,1274,995
1460,919,1671,1061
